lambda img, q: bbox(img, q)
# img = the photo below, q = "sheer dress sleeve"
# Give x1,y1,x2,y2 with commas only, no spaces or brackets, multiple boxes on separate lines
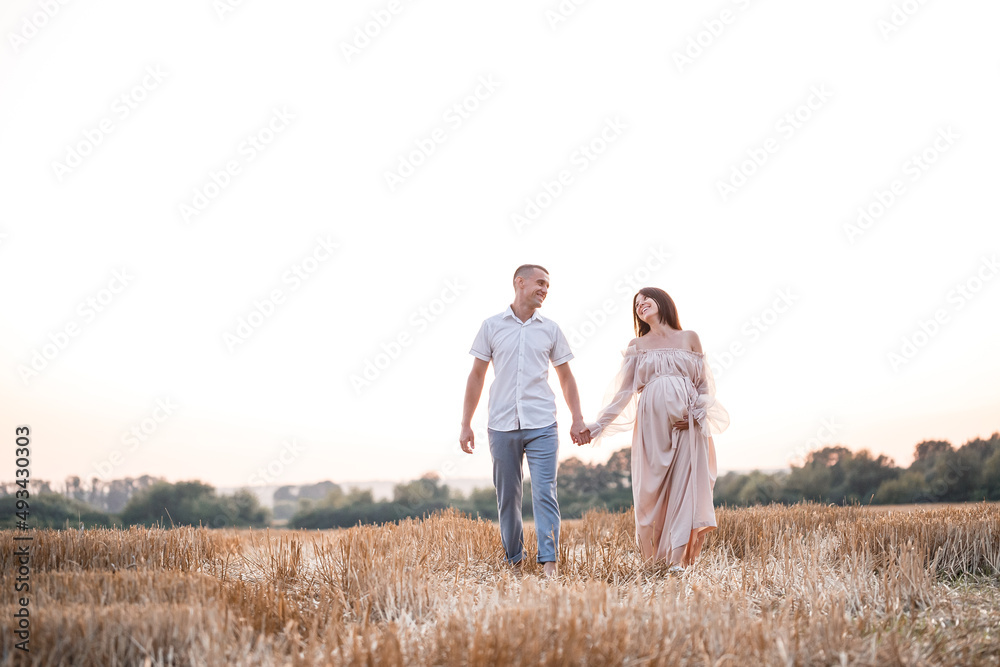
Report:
585,344,640,446
690,354,730,437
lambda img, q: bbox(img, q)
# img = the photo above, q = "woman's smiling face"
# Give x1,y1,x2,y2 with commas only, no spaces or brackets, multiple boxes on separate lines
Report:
634,293,659,324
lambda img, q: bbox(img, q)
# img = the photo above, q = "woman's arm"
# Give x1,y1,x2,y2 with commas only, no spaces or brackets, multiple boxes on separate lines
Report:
690,331,731,436
673,331,704,430
585,341,639,440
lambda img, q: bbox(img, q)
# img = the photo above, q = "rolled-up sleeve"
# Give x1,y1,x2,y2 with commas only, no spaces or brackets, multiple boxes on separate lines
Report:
549,325,574,366
469,320,492,361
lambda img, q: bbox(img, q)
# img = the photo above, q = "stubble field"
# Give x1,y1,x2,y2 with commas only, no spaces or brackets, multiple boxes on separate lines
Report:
2,502,999,666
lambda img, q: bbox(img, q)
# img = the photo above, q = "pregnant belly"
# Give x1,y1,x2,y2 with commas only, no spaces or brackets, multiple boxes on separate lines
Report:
639,376,691,423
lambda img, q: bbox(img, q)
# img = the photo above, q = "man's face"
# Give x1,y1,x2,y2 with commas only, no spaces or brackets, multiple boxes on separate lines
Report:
519,269,549,308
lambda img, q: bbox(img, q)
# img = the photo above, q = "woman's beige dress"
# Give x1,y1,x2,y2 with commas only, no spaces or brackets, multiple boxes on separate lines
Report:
587,344,730,566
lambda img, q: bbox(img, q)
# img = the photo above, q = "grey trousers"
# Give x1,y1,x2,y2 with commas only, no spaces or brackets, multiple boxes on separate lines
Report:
487,422,560,563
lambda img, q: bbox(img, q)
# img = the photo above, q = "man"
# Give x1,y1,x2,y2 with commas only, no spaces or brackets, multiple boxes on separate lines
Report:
459,264,590,577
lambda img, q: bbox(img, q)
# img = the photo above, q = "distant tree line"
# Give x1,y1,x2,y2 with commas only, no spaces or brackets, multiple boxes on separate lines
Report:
289,475,495,528
0,474,166,514
0,480,269,529
714,433,1000,507
2,432,996,530
289,433,1000,528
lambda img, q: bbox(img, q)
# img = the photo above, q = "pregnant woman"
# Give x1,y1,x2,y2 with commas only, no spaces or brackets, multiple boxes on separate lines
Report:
585,287,729,571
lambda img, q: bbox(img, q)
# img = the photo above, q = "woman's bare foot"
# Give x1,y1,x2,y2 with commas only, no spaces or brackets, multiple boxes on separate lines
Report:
542,561,557,577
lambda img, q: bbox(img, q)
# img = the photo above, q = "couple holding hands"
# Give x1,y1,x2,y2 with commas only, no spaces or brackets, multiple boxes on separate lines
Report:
459,264,729,576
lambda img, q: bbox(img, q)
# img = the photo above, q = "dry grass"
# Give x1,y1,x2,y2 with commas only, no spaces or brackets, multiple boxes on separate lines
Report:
2,502,998,666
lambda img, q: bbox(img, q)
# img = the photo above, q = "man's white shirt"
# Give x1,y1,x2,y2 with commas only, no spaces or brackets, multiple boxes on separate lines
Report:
470,305,574,432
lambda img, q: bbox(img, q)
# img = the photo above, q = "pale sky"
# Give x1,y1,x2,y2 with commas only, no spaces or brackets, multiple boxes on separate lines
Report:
2,0,998,491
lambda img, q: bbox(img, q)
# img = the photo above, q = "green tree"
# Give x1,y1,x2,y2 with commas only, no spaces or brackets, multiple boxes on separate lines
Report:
910,440,953,474
875,470,928,504
119,480,269,527
736,471,784,505
831,449,899,504
0,493,117,529
782,446,846,502
449,486,498,520
393,473,449,506
924,448,977,502
982,447,1000,501
713,471,750,506
605,448,631,489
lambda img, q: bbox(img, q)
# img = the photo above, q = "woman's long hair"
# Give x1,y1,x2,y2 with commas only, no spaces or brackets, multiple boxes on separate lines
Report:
633,287,681,337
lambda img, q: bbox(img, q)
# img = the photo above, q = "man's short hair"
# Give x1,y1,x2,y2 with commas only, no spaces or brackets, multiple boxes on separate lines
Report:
513,264,549,286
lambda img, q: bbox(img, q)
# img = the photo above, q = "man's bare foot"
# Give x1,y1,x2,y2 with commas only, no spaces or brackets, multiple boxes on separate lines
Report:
542,561,557,577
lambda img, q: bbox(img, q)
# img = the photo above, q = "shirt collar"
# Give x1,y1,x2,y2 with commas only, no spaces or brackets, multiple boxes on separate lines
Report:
503,304,543,324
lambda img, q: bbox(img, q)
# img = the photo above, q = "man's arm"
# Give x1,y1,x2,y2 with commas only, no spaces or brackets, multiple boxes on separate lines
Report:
554,361,590,445
460,357,490,453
